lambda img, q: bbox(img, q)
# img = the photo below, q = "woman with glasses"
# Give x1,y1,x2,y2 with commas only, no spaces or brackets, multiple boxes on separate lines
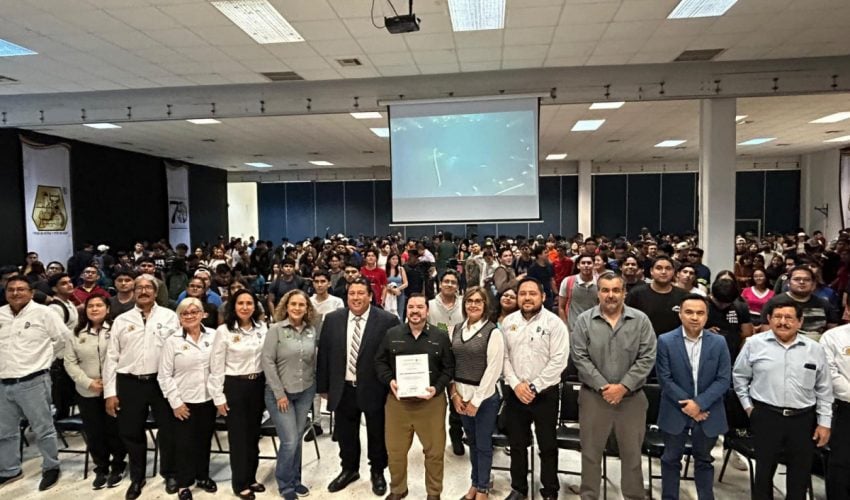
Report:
65,295,127,489
450,287,504,500
158,298,218,500
262,289,319,500
185,276,219,329
208,289,269,500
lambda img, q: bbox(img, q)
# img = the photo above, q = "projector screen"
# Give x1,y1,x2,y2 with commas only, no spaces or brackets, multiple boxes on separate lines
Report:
390,96,540,224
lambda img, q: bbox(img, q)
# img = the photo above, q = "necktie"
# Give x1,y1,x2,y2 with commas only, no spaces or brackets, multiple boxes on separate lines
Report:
348,316,362,380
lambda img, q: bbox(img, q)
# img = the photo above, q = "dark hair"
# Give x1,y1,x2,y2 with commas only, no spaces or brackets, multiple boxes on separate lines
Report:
651,256,676,268
440,269,460,283
531,245,546,258
5,275,30,290
224,289,262,330
348,276,373,295
312,269,330,280
406,292,428,306
597,271,624,287
576,253,594,264
47,272,70,289
764,295,803,320
74,295,111,336
215,263,231,275
46,261,65,271
679,293,709,308
282,258,296,267
789,264,815,281
690,247,705,257
364,248,379,259
176,243,189,252
114,269,136,281
136,256,155,265
517,276,544,293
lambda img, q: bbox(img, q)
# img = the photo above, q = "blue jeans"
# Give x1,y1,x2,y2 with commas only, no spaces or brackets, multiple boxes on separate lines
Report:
265,384,316,496
459,392,500,490
661,424,717,500
0,372,60,476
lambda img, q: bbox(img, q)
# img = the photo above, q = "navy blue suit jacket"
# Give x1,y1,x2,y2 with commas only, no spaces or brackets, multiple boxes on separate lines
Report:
656,327,731,437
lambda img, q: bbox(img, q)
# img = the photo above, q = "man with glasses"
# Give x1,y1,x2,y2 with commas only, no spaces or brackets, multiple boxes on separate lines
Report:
176,268,222,308
135,257,170,308
0,276,68,491
102,275,180,499
759,265,839,340
685,248,711,288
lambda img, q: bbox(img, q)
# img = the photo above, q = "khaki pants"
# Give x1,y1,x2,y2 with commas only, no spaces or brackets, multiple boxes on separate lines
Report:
385,395,447,496
578,387,648,500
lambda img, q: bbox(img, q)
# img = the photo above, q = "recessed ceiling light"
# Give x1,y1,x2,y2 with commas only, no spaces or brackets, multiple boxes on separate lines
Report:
83,123,121,129
545,153,568,160
448,0,505,31
655,140,687,148
738,137,776,146
186,118,221,124
211,0,304,44
668,0,738,19
824,135,850,143
810,112,850,124
589,102,624,110
735,115,748,122
350,112,383,119
245,162,272,168
309,160,334,166
0,38,37,57
370,127,390,138
571,119,605,132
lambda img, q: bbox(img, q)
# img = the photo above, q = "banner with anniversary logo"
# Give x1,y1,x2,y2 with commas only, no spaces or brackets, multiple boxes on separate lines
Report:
165,161,191,249
21,138,74,266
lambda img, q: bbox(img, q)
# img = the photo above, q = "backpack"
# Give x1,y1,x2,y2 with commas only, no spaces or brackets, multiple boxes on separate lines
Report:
50,299,70,324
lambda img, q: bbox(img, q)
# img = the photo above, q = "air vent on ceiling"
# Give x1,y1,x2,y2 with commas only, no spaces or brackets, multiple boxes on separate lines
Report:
260,71,304,82
288,163,298,167
606,139,621,143
0,75,18,84
202,138,216,142
674,48,725,62
336,58,362,67
825,130,843,134
361,150,374,154
776,143,791,147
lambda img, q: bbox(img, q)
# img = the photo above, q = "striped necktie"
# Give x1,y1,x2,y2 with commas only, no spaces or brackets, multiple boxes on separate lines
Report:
348,316,363,380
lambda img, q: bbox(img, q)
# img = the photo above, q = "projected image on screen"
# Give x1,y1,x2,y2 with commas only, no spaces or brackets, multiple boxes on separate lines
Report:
390,97,540,224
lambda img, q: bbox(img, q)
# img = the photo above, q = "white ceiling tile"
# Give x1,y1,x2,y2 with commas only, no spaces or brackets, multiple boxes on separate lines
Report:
216,44,274,60
592,39,641,56
368,52,414,66
239,58,290,72
652,19,713,38
106,6,182,30
552,22,607,42
184,73,231,85
102,30,163,51
547,41,596,58
504,27,555,45
416,62,460,74
295,68,342,80
451,30,504,48
602,20,662,41
357,36,409,54
412,49,457,65
291,19,352,40
457,47,501,62
60,9,131,32
159,3,230,27
273,0,337,21
195,25,257,46
506,6,564,28
585,52,634,65
341,17,389,38
135,46,187,63
285,57,334,70
177,45,231,62
503,44,549,60
375,64,419,76
146,28,209,47
327,0,381,19
263,42,320,59
560,2,620,25
501,57,545,69
613,0,678,21
336,66,380,78
460,61,501,72
704,14,776,35
415,12,454,33
640,35,694,53
309,39,364,56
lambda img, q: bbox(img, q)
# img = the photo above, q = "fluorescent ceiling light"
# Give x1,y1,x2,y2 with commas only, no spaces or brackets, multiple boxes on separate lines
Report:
448,0,506,32
571,119,605,132
810,112,850,124
668,0,738,18
370,127,390,138
83,123,121,129
824,135,850,143
211,0,304,44
655,140,686,148
0,38,37,57
309,160,334,166
545,153,568,160
738,137,775,146
186,118,221,124
589,102,624,110
350,112,382,119
735,115,748,121
245,162,272,168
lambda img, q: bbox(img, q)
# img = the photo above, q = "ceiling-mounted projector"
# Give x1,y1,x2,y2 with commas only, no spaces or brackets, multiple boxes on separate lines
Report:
384,0,420,34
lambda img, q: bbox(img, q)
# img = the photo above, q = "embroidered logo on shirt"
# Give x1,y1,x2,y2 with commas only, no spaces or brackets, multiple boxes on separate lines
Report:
128,325,136,332
24,322,31,329
233,335,241,343
844,346,850,356
79,337,86,344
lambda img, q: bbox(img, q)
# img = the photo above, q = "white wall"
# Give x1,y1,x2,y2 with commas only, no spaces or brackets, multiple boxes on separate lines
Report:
227,182,259,241
801,148,842,235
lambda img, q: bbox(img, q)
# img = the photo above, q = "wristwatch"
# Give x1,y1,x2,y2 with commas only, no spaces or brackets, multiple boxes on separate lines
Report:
529,383,538,395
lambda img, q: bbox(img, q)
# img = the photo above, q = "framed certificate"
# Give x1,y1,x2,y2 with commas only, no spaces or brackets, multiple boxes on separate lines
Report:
396,353,430,398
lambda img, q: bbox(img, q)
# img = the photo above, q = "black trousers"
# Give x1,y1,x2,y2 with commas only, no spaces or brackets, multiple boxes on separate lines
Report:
751,402,815,500
447,388,464,445
503,386,559,497
828,400,850,499
77,395,127,475
51,359,76,420
116,374,177,482
224,376,265,493
174,401,216,488
334,383,387,473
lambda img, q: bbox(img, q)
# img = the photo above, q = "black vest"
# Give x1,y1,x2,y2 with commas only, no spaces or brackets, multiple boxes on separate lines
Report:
451,321,497,386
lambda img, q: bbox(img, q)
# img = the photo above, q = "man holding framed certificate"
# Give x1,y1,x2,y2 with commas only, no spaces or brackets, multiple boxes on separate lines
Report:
375,294,455,500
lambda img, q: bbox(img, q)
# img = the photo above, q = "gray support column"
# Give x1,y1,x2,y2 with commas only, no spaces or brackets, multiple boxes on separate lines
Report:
578,159,592,236
698,98,737,278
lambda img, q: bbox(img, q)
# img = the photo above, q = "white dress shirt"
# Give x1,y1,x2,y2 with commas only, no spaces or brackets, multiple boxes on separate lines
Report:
454,319,505,407
502,308,569,392
208,321,268,406
102,304,180,398
822,324,850,403
682,329,703,395
158,328,216,409
0,301,68,378
346,307,370,382
311,294,344,318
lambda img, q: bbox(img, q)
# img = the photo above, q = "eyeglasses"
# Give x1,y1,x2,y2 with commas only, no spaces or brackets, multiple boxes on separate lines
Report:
6,288,30,294
465,298,485,305
442,281,458,286
180,310,202,318
134,285,156,292
791,277,812,283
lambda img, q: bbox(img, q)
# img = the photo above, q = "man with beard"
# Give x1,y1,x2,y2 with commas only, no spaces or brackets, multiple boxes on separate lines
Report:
571,271,656,500
102,274,180,499
376,294,454,500
626,256,686,337
502,278,569,500
332,262,360,301
621,255,646,295
760,265,839,340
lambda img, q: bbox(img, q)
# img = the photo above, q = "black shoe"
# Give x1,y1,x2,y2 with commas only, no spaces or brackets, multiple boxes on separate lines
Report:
125,480,146,500
92,472,108,490
327,470,359,492
249,483,265,493
304,424,324,442
166,477,179,494
38,468,60,491
0,471,23,486
451,440,465,456
371,472,387,496
236,489,256,500
504,491,526,500
196,478,217,493
179,488,193,500
107,470,124,488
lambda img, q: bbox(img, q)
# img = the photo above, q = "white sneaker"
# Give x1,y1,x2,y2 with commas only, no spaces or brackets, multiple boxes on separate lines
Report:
731,452,749,471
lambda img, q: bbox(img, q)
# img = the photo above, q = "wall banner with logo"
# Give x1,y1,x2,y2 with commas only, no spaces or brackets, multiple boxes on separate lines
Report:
841,152,850,229
165,162,191,248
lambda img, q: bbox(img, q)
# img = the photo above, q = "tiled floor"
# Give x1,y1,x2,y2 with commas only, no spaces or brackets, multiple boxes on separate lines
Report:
4,419,824,499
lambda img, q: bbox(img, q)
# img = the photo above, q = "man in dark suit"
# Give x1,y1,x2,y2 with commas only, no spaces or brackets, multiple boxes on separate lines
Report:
317,277,401,495
656,293,731,500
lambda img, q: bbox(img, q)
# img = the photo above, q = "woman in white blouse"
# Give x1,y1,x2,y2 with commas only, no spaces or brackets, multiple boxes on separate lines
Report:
208,289,268,500
158,298,217,500
449,287,505,500
64,295,127,490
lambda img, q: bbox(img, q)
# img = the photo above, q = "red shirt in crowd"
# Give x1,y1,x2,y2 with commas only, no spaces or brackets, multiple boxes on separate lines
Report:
360,265,388,304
